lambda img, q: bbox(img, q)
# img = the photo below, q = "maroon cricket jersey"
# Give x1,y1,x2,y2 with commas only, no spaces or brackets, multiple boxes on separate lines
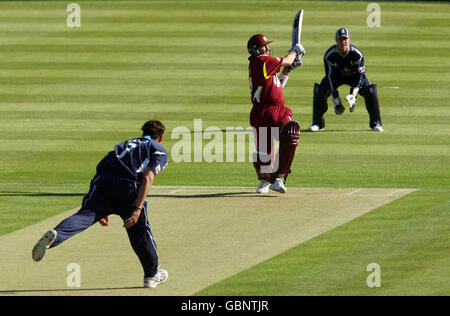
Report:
248,54,284,107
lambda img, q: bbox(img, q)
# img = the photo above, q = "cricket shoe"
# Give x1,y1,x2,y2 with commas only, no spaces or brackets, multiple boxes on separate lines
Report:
372,124,384,132
32,229,57,262
269,178,287,193
308,124,324,132
144,268,168,288
256,181,271,194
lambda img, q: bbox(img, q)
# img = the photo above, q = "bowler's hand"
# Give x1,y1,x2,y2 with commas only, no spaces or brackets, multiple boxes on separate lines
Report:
123,210,141,229
99,216,109,227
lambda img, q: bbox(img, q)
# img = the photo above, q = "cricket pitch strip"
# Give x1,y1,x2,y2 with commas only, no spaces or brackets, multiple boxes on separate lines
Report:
0,186,416,296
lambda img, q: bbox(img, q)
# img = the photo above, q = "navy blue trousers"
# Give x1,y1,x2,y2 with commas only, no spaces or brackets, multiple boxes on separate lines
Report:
313,75,382,129
50,173,158,278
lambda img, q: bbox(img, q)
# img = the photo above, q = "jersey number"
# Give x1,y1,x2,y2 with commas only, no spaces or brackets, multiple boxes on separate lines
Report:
117,142,138,159
249,71,280,104
117,140,149,174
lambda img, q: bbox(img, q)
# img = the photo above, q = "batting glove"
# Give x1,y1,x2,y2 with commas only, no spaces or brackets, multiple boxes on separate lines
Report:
284,55,302,73
289,43,306,57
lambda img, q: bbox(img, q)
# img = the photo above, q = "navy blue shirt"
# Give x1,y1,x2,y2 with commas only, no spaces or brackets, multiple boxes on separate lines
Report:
96,135,168,182
324,44,366,97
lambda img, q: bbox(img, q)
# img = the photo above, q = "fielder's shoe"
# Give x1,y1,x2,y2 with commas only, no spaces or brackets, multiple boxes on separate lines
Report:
256,181,271,194
372,124,384,132
308,124,324,132
269,178,287,193
144,268,168,288
334,103,345,115
349,102,356,113
32,229,57,262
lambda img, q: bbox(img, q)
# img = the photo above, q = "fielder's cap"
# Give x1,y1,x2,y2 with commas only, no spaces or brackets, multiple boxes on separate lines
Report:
247,34,273,55
336,28,350,39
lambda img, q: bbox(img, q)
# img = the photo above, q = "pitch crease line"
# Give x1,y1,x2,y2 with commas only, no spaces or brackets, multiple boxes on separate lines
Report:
346,189,362,196
387,189,409,196
168,187,186,194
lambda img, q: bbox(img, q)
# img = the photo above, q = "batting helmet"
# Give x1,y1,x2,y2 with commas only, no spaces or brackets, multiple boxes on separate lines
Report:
247,34,273,55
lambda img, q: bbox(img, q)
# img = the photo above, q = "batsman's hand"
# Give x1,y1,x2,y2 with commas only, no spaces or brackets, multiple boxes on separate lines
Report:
292,54,303,68
123,209,141,229
283,55,302,74
289,43,306,57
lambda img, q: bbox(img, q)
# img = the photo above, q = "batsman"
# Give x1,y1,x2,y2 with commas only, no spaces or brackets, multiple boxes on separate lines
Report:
247,23,305,193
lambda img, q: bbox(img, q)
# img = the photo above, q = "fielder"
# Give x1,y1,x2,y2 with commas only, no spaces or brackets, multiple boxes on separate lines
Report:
247,34,304,194
309,28,383,132
32,120,169,289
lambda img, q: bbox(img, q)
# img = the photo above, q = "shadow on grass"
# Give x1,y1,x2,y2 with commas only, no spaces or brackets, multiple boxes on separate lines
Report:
0,191,278,199
0,191,85,197
301,129,371,133
0,286,143,295
151,192,278,198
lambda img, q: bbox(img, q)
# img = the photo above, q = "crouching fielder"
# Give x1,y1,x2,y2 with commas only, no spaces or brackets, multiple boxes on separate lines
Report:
309,28,383,132
247,34,304,194
32,120,169,289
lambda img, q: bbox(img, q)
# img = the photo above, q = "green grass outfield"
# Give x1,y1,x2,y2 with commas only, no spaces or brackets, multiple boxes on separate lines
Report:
0,0,449,296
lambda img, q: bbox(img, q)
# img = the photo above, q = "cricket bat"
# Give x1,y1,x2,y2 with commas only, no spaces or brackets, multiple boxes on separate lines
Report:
292,9,304,46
